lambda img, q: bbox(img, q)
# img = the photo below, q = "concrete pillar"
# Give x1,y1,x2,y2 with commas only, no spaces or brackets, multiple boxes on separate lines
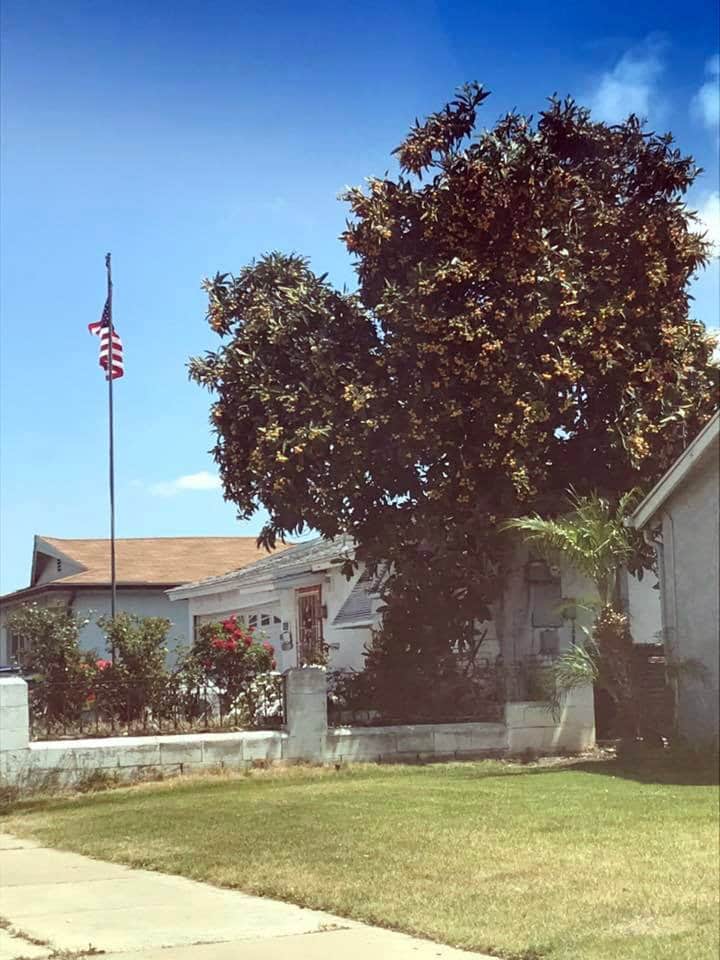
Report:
0,675,30,783
284,667,327,761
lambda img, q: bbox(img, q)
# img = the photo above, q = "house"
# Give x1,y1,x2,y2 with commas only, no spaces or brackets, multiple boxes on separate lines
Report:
629,411,719,745
168,536,374,673
168,533,661,682
0,536,287,666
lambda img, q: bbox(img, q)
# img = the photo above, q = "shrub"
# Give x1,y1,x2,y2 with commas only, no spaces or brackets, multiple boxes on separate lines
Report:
96,614,173,721
7,603,96,726
186,615,276,722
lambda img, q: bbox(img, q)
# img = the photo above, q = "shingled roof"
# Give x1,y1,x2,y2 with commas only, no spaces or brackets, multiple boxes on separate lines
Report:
169,535,354,596
0,535,288,603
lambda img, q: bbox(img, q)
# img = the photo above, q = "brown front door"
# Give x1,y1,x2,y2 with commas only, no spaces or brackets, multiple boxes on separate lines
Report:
296,586,323,665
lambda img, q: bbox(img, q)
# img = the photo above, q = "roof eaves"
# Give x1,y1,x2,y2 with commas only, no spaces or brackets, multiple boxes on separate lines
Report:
168,573,276,601
629,411,720,530
334,617,375,630
168,536,352,599
0,581,181,605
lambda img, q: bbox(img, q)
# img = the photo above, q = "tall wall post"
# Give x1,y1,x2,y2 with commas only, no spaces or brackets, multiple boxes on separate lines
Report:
0,676,30,783
283,667,327,761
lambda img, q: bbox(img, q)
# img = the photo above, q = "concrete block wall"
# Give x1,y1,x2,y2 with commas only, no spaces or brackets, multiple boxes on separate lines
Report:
0,669,595,789
325,722,507,763
505,685,596,754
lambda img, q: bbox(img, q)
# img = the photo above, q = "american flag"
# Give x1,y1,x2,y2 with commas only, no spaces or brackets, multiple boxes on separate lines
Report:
88,297,124,380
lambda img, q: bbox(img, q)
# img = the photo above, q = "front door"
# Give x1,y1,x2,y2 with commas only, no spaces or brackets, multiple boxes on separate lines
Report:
296,586,324,665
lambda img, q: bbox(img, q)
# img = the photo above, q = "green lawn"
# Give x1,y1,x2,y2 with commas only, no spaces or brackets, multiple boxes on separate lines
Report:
2,758,718,960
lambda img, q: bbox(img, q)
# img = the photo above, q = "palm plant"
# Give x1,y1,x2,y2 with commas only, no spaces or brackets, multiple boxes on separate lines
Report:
502,490,653,738
503,488,648,608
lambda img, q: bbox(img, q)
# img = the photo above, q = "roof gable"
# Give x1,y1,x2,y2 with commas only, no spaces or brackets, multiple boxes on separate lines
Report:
17,536,288,591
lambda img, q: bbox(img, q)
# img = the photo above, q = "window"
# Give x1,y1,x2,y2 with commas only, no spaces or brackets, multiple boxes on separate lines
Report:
193,608,282,646
539,629,560,655
7,627,28,662
531,579,563,628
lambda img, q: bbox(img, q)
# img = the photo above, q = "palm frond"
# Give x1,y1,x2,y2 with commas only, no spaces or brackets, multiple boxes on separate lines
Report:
504,489,644,603
553,643,599,690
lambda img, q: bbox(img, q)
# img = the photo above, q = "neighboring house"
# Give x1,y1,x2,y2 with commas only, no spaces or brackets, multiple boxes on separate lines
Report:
0,536,286,666
629,411,720,745
169,534,661,678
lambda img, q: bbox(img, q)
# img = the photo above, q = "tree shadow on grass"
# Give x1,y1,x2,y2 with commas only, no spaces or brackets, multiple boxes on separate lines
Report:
439,753,720,787
567,755,719,786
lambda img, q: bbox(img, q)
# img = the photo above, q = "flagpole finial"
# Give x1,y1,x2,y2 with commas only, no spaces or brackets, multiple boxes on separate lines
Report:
105,252,111,269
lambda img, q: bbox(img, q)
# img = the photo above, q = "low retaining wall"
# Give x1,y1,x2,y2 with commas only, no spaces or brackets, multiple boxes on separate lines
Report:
18,730,286,785
0,669,595,789
326,722,506,763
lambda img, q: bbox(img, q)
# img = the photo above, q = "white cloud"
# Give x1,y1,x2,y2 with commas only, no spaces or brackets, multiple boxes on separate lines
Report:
149,471,222,497
696,191,720,256
692,54,720,133
588,38,665,124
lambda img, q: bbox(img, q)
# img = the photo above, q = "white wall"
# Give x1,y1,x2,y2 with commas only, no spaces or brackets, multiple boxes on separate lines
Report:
626,572,662,644
658,444,719,744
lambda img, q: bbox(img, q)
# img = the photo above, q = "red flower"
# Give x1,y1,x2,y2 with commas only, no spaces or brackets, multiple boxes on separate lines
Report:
211,637,225,650
271,659,277,670
222,615,237,631
262,641,274,654
224,638,238,652
96,659,111,671
243,636,252,647
86,692,97,704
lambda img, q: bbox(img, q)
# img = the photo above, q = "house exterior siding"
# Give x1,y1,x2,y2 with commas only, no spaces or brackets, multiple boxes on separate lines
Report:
658,447,719,744
71,591,191,663
0,591,190,666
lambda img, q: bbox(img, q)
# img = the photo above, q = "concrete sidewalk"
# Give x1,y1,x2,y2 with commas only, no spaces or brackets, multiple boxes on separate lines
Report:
0,834,489,959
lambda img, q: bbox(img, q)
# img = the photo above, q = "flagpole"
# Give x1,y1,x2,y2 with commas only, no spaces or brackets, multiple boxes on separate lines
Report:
106,253,117,636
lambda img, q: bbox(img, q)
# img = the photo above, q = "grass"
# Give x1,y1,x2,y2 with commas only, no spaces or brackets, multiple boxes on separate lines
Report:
2,756,718,960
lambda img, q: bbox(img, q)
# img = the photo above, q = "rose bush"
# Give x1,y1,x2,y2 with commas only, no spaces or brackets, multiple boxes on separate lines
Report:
187,615,277,721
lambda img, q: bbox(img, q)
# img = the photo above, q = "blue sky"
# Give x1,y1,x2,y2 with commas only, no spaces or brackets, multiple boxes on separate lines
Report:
1,0,718,593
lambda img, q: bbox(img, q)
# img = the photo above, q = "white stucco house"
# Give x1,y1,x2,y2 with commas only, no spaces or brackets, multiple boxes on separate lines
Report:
629,410,719,745
168,537,374,673
0,535,286,666
168,533,661,687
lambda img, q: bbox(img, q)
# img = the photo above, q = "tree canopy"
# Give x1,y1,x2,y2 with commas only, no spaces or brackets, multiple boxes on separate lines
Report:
190,84,717,610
